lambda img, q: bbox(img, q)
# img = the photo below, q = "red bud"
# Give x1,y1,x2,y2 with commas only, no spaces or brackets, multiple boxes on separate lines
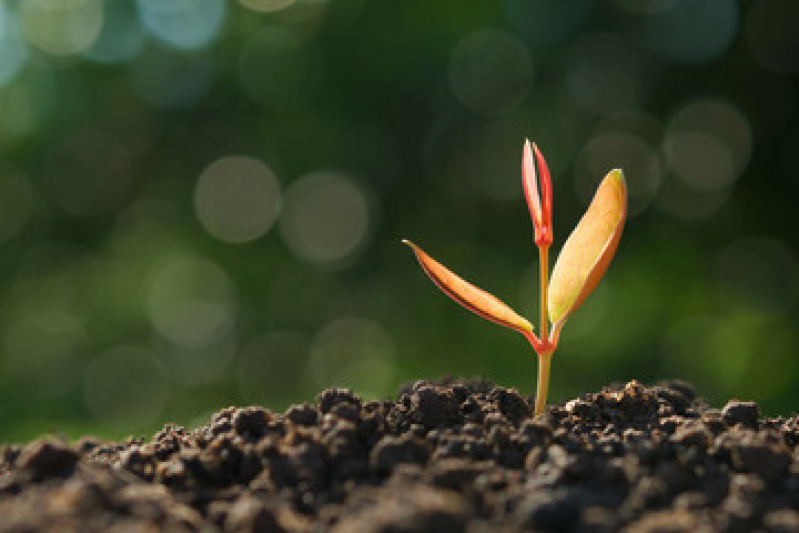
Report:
522,141,553,247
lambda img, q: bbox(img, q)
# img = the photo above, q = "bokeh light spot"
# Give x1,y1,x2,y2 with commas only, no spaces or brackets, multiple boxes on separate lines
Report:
236,332,309,405
0,163,34,243
238,0,297,13
148,255,237,348
662,99,752,191
0,63,56,142
664,132,736,191
503,0,590,45
641,0,738,63
195,156,281,244
448,30,534,117
0,4,29,86
84,346,169,431
575,133,662,216
129,46,213,109
280,172,372,266
157,335,236,386
308,318,396,398
138,0,226,51
21,0,104,56
667,100,752,172
83,0,144,63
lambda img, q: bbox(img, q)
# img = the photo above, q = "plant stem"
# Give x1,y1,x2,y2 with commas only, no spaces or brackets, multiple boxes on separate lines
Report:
534,350,552,415
538,244,550,342
534,243,552,415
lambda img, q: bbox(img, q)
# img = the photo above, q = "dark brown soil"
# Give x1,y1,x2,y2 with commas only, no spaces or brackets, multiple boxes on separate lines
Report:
2,379,799,532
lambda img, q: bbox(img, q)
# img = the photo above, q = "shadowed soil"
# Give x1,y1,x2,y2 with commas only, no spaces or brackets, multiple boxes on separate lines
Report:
2,378,799,532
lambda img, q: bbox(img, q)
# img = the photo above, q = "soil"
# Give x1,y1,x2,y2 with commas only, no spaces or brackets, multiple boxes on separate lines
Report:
1,378,799,532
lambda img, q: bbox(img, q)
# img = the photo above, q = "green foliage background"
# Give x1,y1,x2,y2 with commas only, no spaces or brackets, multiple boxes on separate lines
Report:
1,0,798,441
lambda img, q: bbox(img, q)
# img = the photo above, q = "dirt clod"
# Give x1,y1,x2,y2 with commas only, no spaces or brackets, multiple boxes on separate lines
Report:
722,400,760,428
1,379,798,532
15,439,79,481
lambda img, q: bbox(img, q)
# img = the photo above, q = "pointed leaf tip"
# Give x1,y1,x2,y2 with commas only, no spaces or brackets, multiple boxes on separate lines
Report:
547,168,627,327
404,241,533,334
522,141,553,246
522,141,542,226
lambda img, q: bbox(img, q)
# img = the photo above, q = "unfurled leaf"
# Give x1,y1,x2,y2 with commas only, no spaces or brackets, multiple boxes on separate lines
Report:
548,169,627,327
403,240,533,334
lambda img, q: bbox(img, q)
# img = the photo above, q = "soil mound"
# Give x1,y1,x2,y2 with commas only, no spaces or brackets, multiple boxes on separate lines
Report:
2,378,799,532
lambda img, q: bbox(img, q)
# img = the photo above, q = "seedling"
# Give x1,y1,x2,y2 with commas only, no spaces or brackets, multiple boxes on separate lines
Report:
403,141,627,415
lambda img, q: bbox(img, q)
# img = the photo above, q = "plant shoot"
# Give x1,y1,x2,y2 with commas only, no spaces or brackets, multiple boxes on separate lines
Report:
404,141,627,414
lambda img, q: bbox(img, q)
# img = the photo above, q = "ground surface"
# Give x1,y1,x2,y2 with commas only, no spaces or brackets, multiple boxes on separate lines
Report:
1,379,799,532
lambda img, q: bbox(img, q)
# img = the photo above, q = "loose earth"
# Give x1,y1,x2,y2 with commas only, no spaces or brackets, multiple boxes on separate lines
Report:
1,379,798,532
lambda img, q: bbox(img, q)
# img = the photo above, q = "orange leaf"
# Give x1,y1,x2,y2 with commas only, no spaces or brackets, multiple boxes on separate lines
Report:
403,240,533,334
548,169,627,327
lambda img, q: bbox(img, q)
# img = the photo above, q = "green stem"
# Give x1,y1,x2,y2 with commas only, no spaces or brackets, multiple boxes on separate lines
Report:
533,244,552,414
539,245,550,343
534,350,552,415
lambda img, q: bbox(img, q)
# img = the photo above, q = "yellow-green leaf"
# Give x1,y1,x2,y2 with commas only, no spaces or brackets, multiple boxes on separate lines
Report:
548,169,627,327
403,240,533,334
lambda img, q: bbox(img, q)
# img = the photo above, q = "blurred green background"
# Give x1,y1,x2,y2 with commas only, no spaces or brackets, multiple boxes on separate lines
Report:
1,0,798,442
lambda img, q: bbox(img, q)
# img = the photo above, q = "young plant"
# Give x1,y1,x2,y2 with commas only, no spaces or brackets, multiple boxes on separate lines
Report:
403,141,627,415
